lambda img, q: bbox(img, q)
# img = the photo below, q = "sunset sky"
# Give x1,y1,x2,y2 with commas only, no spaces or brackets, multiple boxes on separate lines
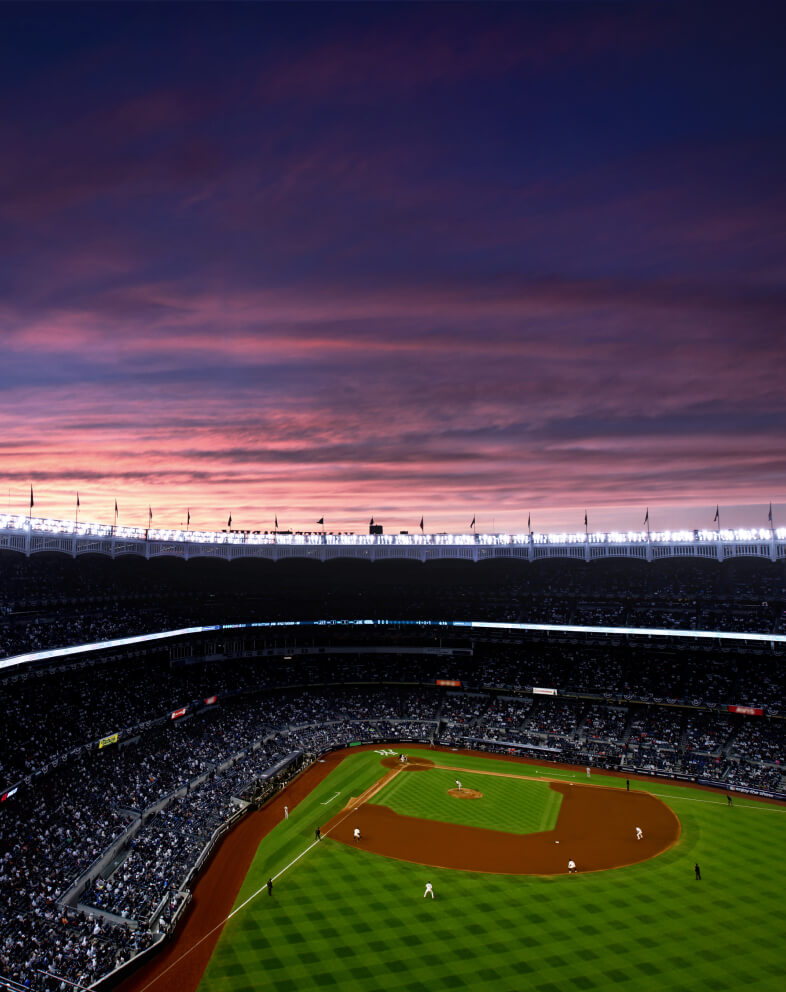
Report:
2,2,784,534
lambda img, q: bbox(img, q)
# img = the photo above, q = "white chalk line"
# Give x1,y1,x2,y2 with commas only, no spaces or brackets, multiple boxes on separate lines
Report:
647,791,786,812
136,765,405,992
320,791,341,805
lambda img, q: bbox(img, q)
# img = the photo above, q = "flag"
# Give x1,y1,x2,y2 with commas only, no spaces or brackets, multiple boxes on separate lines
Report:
187,508,190,527
149,506,153,523
275,514,278,529
528,512,531,531
114,499,118,517
470,516,475,529
317,517,324,525
644,508,649,526
713,505,719,523
768,502,773,525
584,511,588,527
227,514,232,528
76,492,80,509
30,486,34,510
419,516,424,532
370,517,374,526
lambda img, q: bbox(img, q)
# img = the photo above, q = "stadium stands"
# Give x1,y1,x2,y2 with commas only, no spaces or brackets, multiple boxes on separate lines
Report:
0,552,784,990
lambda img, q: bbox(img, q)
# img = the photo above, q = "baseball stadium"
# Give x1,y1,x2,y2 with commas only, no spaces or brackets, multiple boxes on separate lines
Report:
1,519,785,992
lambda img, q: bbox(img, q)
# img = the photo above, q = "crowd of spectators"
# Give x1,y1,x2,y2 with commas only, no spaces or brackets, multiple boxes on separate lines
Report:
1,552,785,990
0,672,782,991
2,551,785,660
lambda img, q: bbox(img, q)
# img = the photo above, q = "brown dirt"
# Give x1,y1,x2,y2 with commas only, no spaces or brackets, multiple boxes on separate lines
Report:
326,772,680,875
380,755,434,771
447,787,483,799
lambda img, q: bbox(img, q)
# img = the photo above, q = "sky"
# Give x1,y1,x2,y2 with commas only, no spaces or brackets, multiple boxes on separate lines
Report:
1,1,785,535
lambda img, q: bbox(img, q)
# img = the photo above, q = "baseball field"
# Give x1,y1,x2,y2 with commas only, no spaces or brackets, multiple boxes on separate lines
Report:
124,746,786,992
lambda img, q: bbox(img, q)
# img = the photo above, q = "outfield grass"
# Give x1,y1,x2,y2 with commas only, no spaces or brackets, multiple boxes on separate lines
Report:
198,749,786,992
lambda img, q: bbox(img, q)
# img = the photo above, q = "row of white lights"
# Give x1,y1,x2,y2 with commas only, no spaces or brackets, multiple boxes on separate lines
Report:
2,617,786,673
0,513,784,546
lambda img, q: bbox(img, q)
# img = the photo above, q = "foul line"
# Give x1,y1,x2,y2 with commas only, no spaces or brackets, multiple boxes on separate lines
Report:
647,791,786,812
136,765,405,992
320,791,341,805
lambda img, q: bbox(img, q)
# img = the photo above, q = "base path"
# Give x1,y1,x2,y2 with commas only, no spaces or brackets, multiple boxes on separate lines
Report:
326,764,680,874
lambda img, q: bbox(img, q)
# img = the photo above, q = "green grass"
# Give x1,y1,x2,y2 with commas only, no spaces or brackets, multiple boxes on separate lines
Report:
370,763,561,834
198,750,786,992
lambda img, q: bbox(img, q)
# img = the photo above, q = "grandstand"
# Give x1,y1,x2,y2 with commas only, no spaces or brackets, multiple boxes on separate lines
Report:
1,544,784,991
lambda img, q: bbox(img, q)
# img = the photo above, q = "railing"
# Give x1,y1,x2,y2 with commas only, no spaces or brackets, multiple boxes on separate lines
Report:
1,512,784,562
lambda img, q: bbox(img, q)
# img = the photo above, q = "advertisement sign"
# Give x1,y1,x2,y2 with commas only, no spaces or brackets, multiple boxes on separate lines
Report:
98,733,119,749
533,687,558,696
436,679,461,687
171,707,187,720
727,705,764,716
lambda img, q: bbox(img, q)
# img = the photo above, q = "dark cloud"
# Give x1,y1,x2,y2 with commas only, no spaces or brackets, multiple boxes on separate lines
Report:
1,2,784,530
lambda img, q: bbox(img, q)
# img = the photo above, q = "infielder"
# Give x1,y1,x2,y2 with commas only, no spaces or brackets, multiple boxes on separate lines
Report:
635,826,643,840
568,860,577,874
353,827,361,841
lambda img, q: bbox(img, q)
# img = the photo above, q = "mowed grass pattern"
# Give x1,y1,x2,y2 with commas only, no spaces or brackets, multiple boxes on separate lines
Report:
370,765,561,834
198,750,786,992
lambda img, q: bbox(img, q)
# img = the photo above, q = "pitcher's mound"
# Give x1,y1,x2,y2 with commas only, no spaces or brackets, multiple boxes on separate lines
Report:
448,788,482,800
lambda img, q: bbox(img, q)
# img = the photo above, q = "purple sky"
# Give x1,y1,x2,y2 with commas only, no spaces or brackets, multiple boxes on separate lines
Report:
2,2,785,533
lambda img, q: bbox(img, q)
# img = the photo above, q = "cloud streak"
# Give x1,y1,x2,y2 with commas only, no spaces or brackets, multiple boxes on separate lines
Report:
1,3,784,533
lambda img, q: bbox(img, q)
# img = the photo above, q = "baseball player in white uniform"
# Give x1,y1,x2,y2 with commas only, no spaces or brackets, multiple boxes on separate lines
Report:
635,826,643,840
424,882,434,898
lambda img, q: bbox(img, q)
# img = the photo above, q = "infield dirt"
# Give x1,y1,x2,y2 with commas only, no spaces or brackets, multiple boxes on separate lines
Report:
326,757,680,874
